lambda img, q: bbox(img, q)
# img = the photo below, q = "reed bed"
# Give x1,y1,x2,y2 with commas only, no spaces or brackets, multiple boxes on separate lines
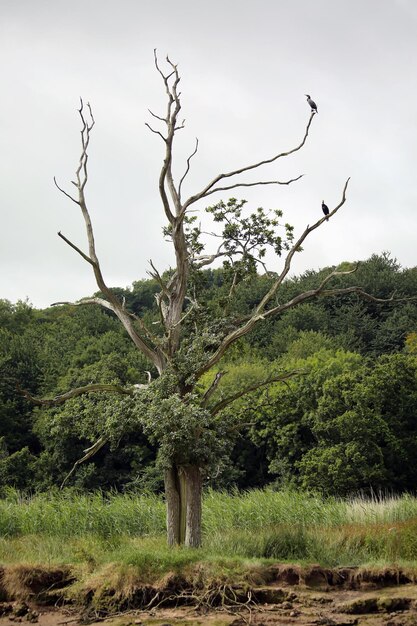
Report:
0,489,166,538
1,488,417,569
202,489,417,531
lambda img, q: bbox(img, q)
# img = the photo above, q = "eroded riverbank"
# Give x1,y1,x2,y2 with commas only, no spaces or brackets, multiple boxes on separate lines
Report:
2,564,417,625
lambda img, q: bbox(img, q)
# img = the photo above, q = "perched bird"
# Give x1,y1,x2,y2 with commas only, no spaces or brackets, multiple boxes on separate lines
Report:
322,201,330,221
305,94,318,113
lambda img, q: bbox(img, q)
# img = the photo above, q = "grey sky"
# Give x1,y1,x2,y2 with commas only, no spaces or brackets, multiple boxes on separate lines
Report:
1,0,416,308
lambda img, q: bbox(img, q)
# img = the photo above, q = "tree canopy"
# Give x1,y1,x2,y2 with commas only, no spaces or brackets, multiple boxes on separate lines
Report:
2,252,416,498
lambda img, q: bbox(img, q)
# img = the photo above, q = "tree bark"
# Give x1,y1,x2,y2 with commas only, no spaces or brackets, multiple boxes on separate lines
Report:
164,464,202,548
164,466,181,546
183,464,202,548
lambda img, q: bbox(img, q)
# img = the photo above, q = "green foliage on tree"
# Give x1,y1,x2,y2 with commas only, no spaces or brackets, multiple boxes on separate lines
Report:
0,299,158,492
247,253,417,358
1,249,417,498
237,347,417,496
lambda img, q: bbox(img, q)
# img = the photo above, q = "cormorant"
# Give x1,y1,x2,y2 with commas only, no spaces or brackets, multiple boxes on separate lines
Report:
305,94,318,113
322,201,330,221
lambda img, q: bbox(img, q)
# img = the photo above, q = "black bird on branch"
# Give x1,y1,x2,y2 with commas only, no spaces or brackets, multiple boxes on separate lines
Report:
305,94,318,113
322,201,330,221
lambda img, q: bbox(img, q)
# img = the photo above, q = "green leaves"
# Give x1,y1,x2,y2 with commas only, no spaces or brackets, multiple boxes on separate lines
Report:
123,372,230,471
240,347,417,496
205,198,294,281
2,247,417,495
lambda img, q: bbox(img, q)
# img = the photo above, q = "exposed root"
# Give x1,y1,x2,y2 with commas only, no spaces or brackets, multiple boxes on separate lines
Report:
1,561,417,622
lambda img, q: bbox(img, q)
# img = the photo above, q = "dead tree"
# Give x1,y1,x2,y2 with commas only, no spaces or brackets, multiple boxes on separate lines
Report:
33,52,394,547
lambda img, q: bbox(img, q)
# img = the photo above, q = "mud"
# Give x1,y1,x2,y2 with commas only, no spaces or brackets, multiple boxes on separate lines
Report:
2,565,417,625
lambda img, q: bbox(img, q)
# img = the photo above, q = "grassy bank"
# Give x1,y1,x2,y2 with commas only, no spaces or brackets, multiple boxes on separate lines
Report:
0,489,417,572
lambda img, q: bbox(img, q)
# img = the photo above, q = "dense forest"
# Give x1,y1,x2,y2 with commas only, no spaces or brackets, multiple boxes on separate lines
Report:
1,252,417,497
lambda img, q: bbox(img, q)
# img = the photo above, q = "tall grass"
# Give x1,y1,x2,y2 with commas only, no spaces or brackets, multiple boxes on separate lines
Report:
202,488,417,531
0,489,165,538
1,488,417,569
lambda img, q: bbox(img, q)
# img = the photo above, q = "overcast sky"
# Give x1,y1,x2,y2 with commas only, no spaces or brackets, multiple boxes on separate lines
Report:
1,0,416,309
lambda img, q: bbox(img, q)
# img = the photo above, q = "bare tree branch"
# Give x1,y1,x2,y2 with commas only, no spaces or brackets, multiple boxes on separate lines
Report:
254,178,351,312
56,58,344,390
153,49,181,223
193,178,385,376
150,51,190,355
51,296,116,312
145,122,166,142
147,54,318,359
201,174,304,198
260,285,398,322
75,98,95,193
53,177,79,205
170,299,198,329
193,242,226,269
61,436,107,488
51,296,167,359
148,259,170,296
209,370,302,415
201,371,226,407
18,383,135,407
227,270,239,300
182,112,315,211
147,259,172,331
148,108,166,122
57,231,94,266
56,98,165,373
178,137,199,200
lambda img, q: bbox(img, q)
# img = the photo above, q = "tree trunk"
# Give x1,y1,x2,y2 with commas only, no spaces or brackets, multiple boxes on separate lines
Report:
164,464,202,547
164,466,181,546
183,464,202,547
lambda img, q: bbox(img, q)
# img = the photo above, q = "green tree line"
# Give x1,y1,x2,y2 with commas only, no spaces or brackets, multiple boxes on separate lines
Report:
1,252,417,496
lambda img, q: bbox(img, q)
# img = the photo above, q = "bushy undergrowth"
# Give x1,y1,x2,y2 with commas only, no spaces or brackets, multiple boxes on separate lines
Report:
1,488,417,570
